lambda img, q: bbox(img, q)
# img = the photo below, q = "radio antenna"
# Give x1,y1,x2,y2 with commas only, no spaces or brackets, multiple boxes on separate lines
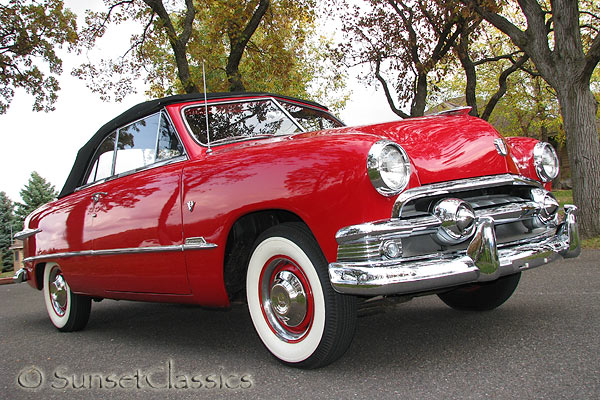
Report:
202,61,212,154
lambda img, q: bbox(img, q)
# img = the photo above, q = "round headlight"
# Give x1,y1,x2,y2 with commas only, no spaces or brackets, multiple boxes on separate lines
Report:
367,140,411,196
533,142,559,182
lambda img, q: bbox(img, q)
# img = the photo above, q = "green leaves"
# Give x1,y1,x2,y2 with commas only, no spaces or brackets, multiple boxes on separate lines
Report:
0,191,16,272
0,0,78,114
73,1,341,107
15,171,58,230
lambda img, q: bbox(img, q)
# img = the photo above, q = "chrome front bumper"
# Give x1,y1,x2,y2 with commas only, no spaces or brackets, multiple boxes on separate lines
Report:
13,268,27,283
328,205,580,296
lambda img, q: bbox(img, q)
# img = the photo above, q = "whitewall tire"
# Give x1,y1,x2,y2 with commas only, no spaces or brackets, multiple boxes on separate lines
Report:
246,223,357,368
43,262,91,331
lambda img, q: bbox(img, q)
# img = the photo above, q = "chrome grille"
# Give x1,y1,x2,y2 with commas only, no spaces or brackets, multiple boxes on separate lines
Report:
337,175,559,263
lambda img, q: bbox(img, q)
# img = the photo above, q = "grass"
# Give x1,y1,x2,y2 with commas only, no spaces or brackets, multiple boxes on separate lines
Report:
553,190,600,249
553,189,573,208
0,270,14,279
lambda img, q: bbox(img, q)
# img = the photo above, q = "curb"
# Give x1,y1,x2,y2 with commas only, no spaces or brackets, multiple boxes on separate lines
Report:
0,277,14,285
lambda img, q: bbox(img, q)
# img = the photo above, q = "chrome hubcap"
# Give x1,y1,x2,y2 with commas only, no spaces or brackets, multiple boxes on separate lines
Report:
49,271,68,316
269,271,307,327
259,257,313,342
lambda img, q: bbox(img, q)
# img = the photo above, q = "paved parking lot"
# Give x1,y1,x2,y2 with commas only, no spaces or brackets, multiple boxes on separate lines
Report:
1,250,599,399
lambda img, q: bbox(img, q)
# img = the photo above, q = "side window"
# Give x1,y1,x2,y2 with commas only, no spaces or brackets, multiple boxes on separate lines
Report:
83,112,184,186
157,113,184,161
86,132,116,184
114,113,160,175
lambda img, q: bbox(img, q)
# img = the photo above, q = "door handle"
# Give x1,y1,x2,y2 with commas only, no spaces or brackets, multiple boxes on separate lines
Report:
91,192,108,203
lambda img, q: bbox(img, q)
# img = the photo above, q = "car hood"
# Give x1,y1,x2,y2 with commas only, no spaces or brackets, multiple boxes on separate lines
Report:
331,115,512,185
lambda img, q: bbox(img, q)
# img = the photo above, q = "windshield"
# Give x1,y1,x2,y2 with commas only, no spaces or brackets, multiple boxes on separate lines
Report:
183,98,344,146
278,100,343,131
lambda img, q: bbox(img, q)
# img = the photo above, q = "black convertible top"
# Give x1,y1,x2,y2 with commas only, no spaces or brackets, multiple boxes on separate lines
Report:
58,92,329,198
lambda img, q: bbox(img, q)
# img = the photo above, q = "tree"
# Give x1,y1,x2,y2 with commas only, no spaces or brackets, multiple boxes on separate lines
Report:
461,0,600,238
141,0,339,103
451,14,533,121
430,10,564,139
15,171,58,229
73,0,331,102
0,0,78,114
0,191,16,272
332,0,471,118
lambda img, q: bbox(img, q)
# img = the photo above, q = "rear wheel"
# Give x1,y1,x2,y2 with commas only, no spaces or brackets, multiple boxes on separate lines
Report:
246,223,357,369
438,272,521,311
43,262,91,331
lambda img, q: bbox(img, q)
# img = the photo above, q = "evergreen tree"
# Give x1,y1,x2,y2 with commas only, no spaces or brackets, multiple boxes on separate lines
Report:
15,171,58,230
0,191,16,272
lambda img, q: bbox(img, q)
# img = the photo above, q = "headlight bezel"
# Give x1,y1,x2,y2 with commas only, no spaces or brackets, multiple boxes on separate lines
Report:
367,140,412,196
533,142,560,182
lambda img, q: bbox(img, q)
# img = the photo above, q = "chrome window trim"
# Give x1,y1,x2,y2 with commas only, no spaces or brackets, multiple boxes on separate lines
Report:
75,109,188,193
180,97,342,148
158,109,188,159
276,98,345,130
83,131,118,186
74,155,188,193
181,97,304,148
392,174,543,218
23,240,218,263
271,98,306,132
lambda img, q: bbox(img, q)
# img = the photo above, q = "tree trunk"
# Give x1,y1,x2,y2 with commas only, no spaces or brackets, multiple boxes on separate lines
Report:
557,83,600,238
457,32,479,117
411,71,428,116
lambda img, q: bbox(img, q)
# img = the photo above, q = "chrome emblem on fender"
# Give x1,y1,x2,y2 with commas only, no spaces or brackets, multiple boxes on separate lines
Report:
494,138,508,156
187,201,195,212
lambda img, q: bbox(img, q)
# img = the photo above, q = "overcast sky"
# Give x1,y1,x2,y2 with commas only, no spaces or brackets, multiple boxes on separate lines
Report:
0,0,399,202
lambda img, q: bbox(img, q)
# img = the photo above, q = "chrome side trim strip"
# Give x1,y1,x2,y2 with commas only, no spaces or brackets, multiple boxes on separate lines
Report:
14,228,42,240
393,174,542,218
23,241,218,263
184,237,219,249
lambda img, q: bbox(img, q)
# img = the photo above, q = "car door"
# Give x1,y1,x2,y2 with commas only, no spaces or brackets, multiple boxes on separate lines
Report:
87,112,190,295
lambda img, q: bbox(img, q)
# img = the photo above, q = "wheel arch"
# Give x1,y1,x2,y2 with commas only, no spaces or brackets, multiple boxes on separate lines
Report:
33,262,46,290
223,209,314,301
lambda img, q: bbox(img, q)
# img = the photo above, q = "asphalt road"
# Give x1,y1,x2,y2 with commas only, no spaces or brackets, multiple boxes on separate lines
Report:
1,251,599,400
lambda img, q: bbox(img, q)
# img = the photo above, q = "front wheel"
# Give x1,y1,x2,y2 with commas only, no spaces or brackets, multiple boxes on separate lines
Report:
43,262,91,331
438,272,521,311
246,223,357,369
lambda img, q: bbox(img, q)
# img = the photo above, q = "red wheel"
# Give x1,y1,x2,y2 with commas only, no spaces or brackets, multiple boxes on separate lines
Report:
258,255,315,342
246,224,357,368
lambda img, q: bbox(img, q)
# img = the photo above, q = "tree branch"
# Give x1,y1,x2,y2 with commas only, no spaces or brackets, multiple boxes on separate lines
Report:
584,31,600,80
481,54,529,120
456,28,478,116
142,0,198,93
226,0,270,91
581,10,600,21
374,57,409,119
122,11,155,59
90,0,135,41
472,51,522,66
460,0,528,48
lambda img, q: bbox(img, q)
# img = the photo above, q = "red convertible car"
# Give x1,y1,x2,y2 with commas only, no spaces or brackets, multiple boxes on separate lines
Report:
14,92,580,368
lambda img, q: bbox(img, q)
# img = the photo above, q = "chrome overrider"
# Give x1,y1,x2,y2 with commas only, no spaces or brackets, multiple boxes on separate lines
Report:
328,174,581,296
